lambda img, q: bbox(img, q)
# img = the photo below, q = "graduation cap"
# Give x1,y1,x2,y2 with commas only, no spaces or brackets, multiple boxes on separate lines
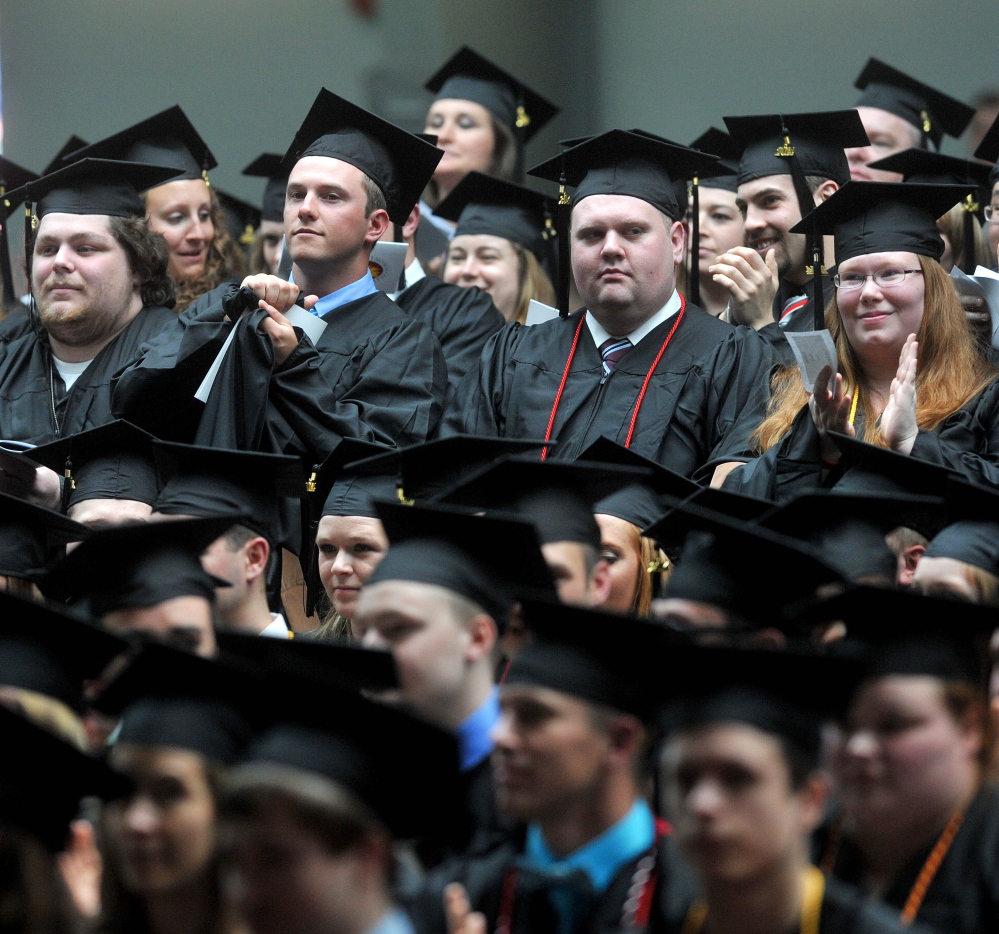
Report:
42,135,88,176
434,171,557,268
152,440,305,553
425,46,559,147
829,430,961,497
28,420,158,512
576,436,700,530
689,128,741,192
94,641,267,763
0,492,90,581
0,157,40,309
69,105,217,181
242,153,288,223
40,516,239,617
973,113,999,190
283,88,443,225
854,58,975,151
507,598,684,720
0,704,132,851
370,500,555,625
0,589,130,712
790,180,975,264
0,156,39,201
921,477,999,575
431,454,652,550
216,188,261,247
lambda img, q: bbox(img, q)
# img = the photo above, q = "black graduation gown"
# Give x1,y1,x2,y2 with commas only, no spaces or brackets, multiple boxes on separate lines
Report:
820,789,999,934
394,277,505,397
111,282,448,463
0,305,32,344
724,378,999,503
444,303,773,482
0,306,177,444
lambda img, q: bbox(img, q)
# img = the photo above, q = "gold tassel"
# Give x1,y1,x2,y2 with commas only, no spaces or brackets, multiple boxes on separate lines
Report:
963,193,979,214
396,486,414,507
202,169,211,188
921,110,932,134
305,470,317,493
515,105,531,129
543,216,555,241
774,135,795,157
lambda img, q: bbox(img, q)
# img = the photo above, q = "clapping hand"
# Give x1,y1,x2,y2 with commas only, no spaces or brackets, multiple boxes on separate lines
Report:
808,365,854,465
880,334,919,455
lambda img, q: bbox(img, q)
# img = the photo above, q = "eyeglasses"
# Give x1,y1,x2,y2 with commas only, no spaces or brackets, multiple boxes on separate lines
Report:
833,269,923,290
984,205,999,223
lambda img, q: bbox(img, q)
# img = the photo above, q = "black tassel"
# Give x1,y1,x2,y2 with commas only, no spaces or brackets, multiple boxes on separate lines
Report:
688,177,701,307
0,191,15,313
557,166,571,317
961,195,978,275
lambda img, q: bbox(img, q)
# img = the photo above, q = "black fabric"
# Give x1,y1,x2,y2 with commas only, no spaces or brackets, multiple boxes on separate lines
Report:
867,148,993,188
117,698,252,763
322,472,396,519
444,306,773,484
242,153,288,222
0,491,90,580
43,135,88,175
926,520,999,575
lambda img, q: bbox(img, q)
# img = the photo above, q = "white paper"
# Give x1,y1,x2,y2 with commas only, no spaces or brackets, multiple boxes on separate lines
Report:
951,267,999,349
525,299,560,326
285,305,328,344
784,329,838,394
368,241,409,293
194,325,240,402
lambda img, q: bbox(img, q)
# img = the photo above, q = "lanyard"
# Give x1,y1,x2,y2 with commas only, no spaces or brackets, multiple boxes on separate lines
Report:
679,865,825,934
540,298,687,461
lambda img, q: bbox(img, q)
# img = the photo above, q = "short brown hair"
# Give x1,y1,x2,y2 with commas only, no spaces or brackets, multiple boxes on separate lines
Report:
108,215,176,308
361,174,388,218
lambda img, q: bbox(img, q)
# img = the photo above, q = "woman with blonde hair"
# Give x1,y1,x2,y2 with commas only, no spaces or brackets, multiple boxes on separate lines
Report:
725,182,999,503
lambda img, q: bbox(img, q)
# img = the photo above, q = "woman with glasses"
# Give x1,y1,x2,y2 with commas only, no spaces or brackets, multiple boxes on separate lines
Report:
724,182,999,503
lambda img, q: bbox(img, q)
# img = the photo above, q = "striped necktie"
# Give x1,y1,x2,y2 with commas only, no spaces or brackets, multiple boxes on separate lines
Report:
599,336,633,375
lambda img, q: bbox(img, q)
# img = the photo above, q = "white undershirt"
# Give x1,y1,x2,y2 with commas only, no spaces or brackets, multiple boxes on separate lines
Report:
390,257,427,300
260,612,290,638
584,290,682,350
51,356,93,391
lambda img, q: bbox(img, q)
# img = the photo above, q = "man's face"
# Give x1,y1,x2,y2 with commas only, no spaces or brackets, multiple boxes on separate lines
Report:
541,541,596,606
662,723,821,883
285,157,382,273
737,176,808,281
492,684,618,824
846,107,921,183
102,595,217,657
200,536,249,618
571,194,682,329
32,213,139,347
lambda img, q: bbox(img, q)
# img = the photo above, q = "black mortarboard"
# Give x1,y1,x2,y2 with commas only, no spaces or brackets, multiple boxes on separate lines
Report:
507,598,683,720
759,491,948,581
370,500,555,625
923,477,999,574
28,420,158,511
790,180,975,263
866,149,992,188
689,128,741,192
347,435,551,503
431,455,651,550
0,590,130,711
0,158,39,309
9,158,182,220
217,631,398,694
69,106,217,180
829,431,961,497
788,584,995,684
40,516,238,616
425,46,559,144
0,705,132,851
94,642,266,763
242,153,288,223
576,436,700,530
0,157,39,200
435,171,557,264
0,492,90,580
284,88,443,224
216,189,261,247
973,114,999,189
854,59,974,150
42,135,88,176
152,440,305,552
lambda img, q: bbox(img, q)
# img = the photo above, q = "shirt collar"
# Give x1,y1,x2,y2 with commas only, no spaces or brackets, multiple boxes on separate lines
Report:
391,257,426,299
585,290,682,350
456,687,500,772
307,270,379,317
524,798,655,894
260,613,290,638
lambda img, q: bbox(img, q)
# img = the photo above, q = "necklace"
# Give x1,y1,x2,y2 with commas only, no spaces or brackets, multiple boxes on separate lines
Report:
679,865,824,934
540,298,687,461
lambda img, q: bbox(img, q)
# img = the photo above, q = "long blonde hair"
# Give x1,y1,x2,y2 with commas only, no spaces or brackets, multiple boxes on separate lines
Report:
512,245,556,325
753,255,997,451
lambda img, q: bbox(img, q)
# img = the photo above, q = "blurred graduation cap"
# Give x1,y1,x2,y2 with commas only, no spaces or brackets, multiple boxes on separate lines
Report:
42,135,88,176
93,641,268,763
973,113,999,189
0,704,132,851
242,153,288,223
689,127,741,192
216,188,261,248
829,430,962,496
283,88,443,224
0,589,130,712
152,440,305,553
435,171,557,273
40,516,238,616
790,180,975,264
0,156,40,308
0,492,90,581
28,420,158,513
507,598,685,721
69,105,217,181
854,58,975,151
370,500,555,625
431,454,651,550
922,477,999,575
0,157,39,206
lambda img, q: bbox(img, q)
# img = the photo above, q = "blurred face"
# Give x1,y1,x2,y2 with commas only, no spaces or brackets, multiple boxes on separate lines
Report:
736,175,807,280
912,556,982,602
443,234,521,321
492,685,616,824
595,515,642,614
541,541,595,606
102,595,217,657
663,724,819,883
424,99,496,194
833,676,981,833
987,182,999,260
572,194,682,330
847,107,920,183
67,498,152,529
834,251,925,363
106,745,216,896
200,536,250,617
145,179,214,282
258,219,284,274
316,515,388,623
692,187,745,274
32,213,139,347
